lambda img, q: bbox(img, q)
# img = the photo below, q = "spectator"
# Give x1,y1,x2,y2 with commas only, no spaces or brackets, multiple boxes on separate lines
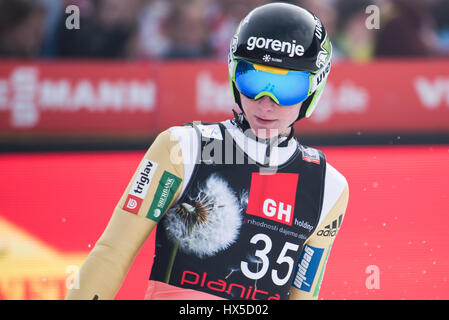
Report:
0,0,46,57
297,0,337,38
209,0,271,59
1,0,447,60
161,0,213,59
39,0,64,57
432,0,449,55
374,0,441,58
334,0,377,62
136,0,172,59
54,0,144,58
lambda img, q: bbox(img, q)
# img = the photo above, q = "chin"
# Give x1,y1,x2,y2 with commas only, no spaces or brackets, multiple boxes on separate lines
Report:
252,127,283,139
245,116,288,139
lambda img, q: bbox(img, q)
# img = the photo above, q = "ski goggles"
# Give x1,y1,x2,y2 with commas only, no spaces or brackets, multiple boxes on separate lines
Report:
234,59,327,106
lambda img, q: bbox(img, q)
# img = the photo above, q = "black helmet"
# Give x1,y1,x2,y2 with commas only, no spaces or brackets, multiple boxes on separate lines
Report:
228,2,332,122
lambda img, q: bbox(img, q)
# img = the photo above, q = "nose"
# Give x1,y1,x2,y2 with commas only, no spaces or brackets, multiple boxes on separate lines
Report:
256,95,278,111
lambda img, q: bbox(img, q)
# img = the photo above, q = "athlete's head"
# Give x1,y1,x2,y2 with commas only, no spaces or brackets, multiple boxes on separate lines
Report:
228,2,332,138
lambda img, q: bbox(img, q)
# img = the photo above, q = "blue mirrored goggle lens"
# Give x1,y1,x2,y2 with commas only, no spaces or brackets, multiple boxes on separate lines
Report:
234,60,311,106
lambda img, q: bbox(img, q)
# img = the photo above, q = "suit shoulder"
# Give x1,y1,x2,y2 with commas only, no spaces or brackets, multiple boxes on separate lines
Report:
325,162,348,191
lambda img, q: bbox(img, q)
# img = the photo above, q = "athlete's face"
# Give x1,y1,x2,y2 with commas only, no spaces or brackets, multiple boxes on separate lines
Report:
240,95,302,139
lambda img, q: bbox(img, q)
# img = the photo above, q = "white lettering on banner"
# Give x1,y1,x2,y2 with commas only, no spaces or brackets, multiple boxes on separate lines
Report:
196,72,234,113
310,81,369,123
414,76,449,109
39,80,71,109
1,66,157,128
93,81,119,110
72,80,95,109
39,80,155,111
11,67,39,128
0,80,8,110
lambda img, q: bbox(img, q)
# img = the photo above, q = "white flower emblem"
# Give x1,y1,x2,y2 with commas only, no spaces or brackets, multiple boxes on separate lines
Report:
163,173,243,258
262,54,271,62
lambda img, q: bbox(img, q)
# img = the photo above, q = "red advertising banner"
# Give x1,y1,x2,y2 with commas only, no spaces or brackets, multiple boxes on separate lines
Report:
298,59,449,135
156,59,449,135
157,61,234,130
1,146,448,300
0,59,449,140
0,61,159,136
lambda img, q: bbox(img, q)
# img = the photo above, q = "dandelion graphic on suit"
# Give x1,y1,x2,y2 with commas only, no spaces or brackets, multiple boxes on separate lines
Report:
162,173,244,282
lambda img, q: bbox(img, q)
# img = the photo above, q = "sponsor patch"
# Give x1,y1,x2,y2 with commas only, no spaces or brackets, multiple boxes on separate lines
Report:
246,172,299,226
313,245,332,297
293,244,324,292
317,214,343,237
246,36,305,57
123,159,158,214
124,194,143,214
197,124,223,140
301,146,321,164
147,171,182,222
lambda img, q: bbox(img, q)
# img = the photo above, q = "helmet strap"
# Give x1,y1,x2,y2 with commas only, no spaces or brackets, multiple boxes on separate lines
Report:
232,81,244,114
231,108,251,132
296,94,314,122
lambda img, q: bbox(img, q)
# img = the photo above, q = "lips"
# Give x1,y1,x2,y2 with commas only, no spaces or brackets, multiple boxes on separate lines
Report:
255,116,277,124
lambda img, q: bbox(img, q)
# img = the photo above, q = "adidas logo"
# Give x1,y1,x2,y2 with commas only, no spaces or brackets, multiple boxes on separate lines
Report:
317,214,343,237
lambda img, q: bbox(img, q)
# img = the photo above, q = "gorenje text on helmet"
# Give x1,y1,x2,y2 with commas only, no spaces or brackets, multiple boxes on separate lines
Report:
246,36,305,57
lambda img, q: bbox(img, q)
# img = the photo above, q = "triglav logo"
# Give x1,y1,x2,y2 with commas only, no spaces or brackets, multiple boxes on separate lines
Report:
123,159,158,214
126,197,138,210
132,160,156,195
246,36,305,57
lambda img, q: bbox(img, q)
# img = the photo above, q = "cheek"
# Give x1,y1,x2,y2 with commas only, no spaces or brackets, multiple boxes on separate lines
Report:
240,96,257,114
279,105,301,123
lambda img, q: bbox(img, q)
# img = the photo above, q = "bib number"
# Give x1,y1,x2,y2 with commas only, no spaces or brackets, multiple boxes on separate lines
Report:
241,233,299,286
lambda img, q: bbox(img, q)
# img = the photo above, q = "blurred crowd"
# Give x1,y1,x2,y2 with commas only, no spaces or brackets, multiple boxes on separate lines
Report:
0,0,448,61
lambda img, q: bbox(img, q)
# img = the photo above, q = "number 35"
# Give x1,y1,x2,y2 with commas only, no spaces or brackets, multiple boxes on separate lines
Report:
241,233,299,286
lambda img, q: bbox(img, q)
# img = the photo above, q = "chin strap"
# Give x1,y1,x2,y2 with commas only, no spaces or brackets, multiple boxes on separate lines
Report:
231,108,250,131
